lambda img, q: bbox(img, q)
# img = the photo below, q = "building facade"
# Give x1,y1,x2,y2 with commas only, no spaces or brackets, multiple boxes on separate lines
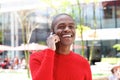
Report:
0,0,120,61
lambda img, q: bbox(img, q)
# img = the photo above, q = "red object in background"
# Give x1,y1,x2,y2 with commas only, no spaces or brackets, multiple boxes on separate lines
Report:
102,1,120,7
0,50,3,53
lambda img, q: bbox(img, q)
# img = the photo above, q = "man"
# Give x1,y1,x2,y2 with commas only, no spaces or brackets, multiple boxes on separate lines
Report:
29,13,92,80
108,65,120,80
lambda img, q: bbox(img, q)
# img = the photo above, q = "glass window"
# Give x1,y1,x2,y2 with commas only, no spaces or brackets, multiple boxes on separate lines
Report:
101,1,116,28
116,6,120,18
103,6,112,19
102,40,116,57
116,3,120,28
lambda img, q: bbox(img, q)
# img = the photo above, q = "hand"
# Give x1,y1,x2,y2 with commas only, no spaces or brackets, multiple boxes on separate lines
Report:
46,33,60,50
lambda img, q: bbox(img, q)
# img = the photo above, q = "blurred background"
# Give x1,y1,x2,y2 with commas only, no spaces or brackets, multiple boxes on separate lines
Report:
0,0,120,80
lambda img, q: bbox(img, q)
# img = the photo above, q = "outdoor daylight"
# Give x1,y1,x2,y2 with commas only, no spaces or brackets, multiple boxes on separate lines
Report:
0,0,120,80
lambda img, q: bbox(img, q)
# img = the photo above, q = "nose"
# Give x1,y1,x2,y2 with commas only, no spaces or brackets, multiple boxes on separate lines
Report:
64,26,70,32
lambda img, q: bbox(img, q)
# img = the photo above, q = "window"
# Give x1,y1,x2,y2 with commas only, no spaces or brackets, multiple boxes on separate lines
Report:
103,6,112,19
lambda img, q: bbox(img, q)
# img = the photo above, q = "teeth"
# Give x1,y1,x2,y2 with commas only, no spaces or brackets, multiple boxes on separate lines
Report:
62,35,71,37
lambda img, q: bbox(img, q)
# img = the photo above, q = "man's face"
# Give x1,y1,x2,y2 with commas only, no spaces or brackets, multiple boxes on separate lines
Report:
53,15,76,46
114,68,120,78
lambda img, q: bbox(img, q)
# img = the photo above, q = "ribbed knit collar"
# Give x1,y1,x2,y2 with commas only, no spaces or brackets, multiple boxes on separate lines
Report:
55,51,73,57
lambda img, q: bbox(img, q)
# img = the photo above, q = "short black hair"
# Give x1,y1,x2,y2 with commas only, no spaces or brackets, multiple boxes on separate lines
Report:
51,13,74,32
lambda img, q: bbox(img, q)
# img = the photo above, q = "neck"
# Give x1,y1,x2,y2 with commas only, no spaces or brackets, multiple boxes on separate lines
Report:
55,45,71,55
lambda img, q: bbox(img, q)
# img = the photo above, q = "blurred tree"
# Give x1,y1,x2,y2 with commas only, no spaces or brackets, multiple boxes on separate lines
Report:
40,0,73,18
0,31,2,44
89,1,98,64
75,0,99,63
76,25,91,56
113,44,120,51
17,10,36,78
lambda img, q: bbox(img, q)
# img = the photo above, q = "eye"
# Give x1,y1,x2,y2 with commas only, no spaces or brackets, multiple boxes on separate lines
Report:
58,25,65,29
69,25,75,29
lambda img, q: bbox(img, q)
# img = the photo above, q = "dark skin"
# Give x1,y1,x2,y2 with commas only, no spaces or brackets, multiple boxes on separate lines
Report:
47,14,76,55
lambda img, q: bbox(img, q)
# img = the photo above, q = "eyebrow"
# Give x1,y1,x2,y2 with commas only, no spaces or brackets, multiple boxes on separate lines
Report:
58,22,75,25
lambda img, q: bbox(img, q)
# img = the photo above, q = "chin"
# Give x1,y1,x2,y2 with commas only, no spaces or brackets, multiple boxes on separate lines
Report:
62,42,73,46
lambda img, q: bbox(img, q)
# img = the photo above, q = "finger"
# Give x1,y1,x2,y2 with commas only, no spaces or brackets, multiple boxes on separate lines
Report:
47,40,56,50
46,35,56,50
54,35,60,43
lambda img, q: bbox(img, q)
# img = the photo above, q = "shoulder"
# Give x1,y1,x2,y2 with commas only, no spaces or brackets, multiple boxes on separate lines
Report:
71,51,89,65
108,75,117,80
30,48,54,60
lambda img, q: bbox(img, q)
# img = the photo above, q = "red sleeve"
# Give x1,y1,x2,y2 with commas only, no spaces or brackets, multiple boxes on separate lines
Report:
29,49,55,80
84,60,92,80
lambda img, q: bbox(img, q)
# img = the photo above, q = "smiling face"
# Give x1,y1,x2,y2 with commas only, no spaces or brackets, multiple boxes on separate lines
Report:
52,14,76,46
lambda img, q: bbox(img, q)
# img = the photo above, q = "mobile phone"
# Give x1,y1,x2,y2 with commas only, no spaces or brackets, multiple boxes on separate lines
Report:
50,32,53,35
50,32,53,37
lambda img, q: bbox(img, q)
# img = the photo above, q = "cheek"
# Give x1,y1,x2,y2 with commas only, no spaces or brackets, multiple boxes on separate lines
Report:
72,30,76,35
54,29,62,35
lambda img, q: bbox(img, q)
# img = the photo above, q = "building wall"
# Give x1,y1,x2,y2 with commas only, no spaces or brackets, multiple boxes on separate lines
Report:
0,0,120,59
73,1,120,59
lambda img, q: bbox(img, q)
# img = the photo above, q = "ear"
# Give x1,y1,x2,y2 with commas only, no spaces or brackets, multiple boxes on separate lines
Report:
50,28,55,34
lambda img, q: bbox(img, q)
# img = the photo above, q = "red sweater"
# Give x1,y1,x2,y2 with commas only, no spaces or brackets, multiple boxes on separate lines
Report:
29,49,92,80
